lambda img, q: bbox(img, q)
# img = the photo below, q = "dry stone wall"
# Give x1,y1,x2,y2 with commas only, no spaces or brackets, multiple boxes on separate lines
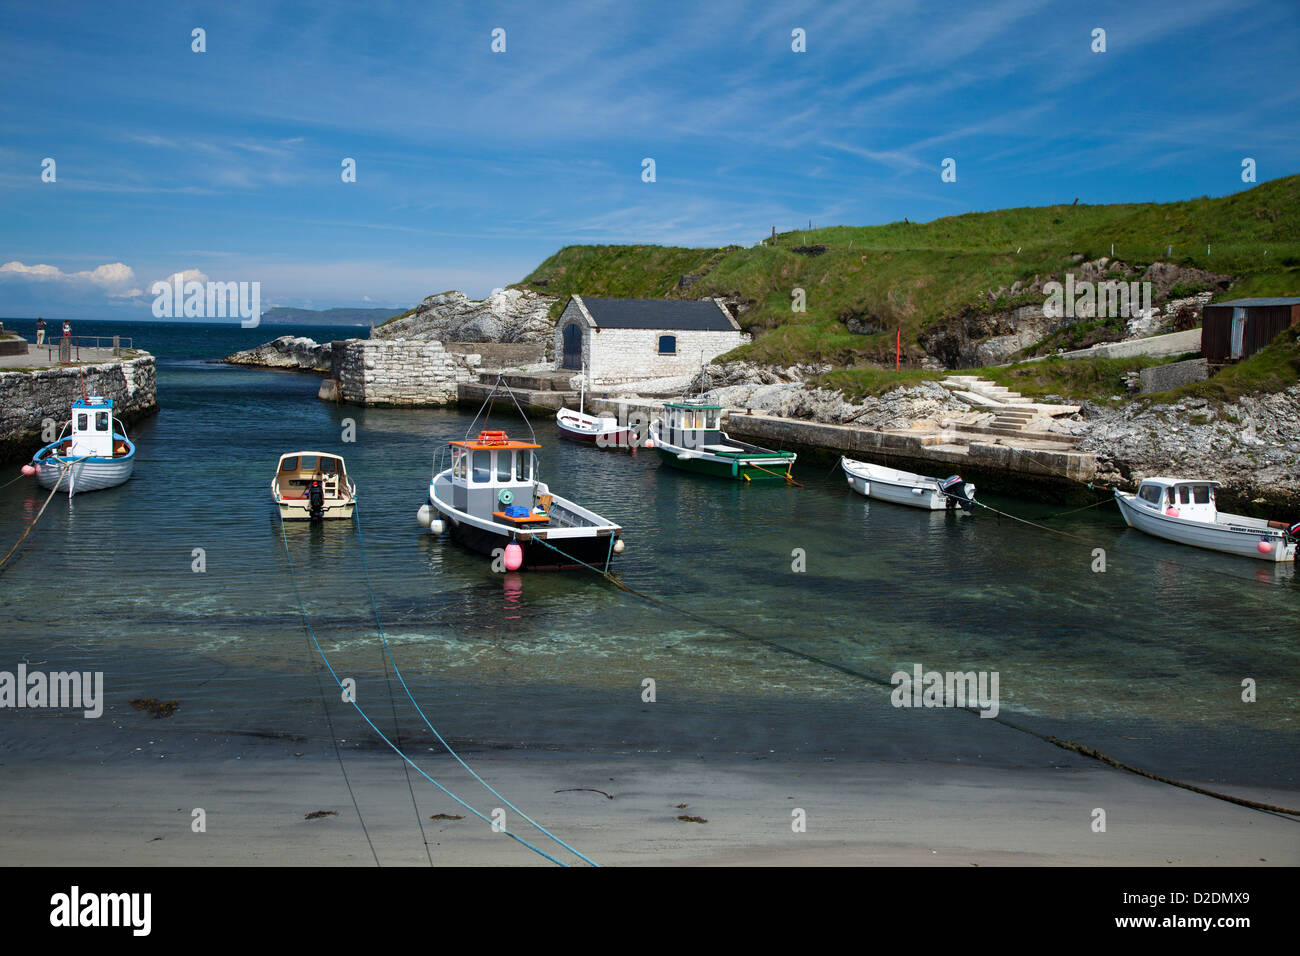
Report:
0,355,158,461
323,339,479,406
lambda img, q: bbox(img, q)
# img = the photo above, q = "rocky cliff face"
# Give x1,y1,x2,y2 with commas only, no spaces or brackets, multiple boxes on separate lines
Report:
373,289,557,347
1075,386,1300,512
920,259,1231,368
225,336,333,373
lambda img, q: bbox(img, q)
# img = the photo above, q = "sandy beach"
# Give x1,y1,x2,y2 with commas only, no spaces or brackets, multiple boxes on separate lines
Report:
3,745,1295,866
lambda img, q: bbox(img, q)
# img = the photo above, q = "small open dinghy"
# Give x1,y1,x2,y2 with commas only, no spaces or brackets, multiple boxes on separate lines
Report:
841,457,975,512
1115,477,1298,562
29,396,135,496
271,451,357,521
555,360,635,448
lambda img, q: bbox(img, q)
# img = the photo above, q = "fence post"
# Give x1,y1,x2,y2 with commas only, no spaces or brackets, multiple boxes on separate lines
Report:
59,338,71,363
113,335,120,357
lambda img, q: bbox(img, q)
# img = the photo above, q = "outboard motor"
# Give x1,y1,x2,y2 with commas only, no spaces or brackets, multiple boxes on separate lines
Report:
940,475,975,513
308,479,325,521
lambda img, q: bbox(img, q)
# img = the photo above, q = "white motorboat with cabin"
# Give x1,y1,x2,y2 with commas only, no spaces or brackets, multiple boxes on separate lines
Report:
28,396,135,496
418,428,626,571
840,457,975,512
1114,477,1298,562
271,451,357,521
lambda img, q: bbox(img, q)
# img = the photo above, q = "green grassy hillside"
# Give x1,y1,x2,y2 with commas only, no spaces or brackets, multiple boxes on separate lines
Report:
517,176,1300,370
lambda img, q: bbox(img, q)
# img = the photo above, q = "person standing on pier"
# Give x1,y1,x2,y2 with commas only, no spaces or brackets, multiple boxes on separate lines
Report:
35,317,46,345
62,320,71,340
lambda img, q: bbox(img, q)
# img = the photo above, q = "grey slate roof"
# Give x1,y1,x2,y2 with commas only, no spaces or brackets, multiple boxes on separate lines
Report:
1208,298,1300,307
578,296,736,331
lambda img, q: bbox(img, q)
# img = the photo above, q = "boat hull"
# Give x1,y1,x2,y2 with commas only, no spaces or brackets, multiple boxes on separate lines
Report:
444,516,618,570
556,409,634,447
427,474,623,572
1115,492,1297,562
656,448,793,482
276,498,356,521
33,447,135,495
841,458,971,511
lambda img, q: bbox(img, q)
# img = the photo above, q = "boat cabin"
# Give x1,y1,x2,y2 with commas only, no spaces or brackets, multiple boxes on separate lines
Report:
448,431,544,516
661,401,725,451
1135,478,1219,520
275,451,350,499
68,396,123,459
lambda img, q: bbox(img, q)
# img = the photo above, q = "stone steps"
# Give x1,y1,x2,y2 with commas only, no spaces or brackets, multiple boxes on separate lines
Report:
942,376,1080,418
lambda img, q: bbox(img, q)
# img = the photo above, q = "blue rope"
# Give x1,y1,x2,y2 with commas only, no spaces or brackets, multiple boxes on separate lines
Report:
352,502,599,867
277,516,570,867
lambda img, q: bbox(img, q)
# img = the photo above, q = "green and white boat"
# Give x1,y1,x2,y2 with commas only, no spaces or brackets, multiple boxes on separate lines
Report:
648,399,797,483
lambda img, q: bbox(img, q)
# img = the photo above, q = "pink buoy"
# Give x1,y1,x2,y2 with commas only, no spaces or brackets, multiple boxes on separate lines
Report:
1257,539,1274,555
643,439,655,449
20,464,37,477
503,541,523,571
1165,507,1179,517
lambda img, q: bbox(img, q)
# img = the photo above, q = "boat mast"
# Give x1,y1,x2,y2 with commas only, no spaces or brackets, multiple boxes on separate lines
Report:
580,356,585,415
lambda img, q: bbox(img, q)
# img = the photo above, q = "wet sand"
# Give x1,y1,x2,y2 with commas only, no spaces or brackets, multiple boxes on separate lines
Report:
2,750,1295,866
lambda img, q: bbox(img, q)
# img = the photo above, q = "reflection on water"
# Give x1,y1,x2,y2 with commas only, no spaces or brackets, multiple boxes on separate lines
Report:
0,326,1297,785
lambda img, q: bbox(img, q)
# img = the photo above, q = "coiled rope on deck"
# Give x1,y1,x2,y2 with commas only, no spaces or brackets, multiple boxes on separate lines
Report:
351,502,599,866
529,535,1300,819
277,516,576,866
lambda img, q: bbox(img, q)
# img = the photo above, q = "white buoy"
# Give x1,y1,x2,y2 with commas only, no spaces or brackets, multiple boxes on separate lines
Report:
417,504,433,528
613,538,625,554
431,517,445,535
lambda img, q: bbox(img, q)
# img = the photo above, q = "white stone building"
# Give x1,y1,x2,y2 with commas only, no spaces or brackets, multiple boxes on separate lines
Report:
554,295,749,384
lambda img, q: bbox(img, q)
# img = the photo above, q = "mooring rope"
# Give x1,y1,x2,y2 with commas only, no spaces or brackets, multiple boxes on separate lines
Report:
746,461,803,486
352,503,598,866
0,458,86,575
528,536,1300,818
277,517,572,866
376,605,435,867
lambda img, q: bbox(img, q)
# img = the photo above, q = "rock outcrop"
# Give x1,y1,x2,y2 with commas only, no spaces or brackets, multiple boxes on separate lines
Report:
679,361,972,430
921,260,1232,367
373,289,556,347
1075,386,1300,511
225,336,333,373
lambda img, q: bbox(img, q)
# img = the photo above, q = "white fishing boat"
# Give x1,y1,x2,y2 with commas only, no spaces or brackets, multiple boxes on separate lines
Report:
1115,478,1298,563
418,428,626,571
271,451,357,521
28,396,135,496
840,457,975,512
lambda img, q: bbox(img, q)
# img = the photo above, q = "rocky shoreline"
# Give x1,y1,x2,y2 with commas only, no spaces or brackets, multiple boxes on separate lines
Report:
221,284,1299,514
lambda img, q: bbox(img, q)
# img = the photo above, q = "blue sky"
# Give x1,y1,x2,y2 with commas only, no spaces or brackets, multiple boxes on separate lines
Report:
1,0,1297,319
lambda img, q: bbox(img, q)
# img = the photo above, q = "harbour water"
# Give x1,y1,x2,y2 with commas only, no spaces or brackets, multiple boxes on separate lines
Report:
1,320,1297,793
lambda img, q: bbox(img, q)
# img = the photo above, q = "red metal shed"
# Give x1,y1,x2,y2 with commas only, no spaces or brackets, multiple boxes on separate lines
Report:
1200,297,1300,362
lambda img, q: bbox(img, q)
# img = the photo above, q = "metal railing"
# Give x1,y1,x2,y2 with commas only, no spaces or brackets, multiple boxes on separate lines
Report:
39,335,134,363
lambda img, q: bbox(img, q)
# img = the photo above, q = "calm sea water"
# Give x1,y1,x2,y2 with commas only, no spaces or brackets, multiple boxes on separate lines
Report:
1,319,1297,788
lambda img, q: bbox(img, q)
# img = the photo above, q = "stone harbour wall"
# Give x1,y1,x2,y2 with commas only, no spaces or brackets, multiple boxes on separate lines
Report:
0,355,158,462
321,339,480,406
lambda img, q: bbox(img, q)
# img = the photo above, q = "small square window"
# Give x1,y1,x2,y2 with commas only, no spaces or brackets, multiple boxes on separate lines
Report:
658,335,677,354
